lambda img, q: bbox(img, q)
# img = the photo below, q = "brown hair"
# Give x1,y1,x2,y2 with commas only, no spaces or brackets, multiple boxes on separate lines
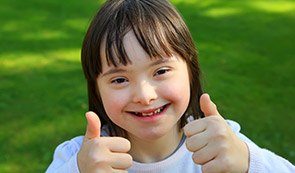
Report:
81,0,204,137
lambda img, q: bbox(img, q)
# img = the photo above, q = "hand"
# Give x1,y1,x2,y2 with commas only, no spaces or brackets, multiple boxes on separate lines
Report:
77,111,132,173
183,94,249,173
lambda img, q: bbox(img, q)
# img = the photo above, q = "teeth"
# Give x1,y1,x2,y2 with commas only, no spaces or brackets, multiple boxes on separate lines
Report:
142,112,154,116
155,108,161,113
136,107,163,117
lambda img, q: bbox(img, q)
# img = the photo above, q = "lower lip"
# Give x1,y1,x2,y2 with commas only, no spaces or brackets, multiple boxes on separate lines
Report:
130,104,170,122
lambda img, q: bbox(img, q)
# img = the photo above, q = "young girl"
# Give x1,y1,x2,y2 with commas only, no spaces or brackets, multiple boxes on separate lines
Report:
46,0,294,172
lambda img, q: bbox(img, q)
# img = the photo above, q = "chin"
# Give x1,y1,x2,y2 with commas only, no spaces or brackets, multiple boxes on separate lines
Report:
132,125,175,141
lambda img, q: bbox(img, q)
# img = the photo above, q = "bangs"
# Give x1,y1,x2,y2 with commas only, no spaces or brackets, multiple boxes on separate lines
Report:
103,0,189,67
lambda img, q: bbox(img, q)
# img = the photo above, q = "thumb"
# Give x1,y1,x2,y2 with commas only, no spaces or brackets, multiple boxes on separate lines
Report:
85,111,101,139
200,93,220,116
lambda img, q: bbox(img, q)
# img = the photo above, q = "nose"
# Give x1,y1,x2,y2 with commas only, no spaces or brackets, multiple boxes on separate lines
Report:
132,81,157,105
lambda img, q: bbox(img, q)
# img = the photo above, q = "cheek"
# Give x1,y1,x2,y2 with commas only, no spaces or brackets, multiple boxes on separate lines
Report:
99,88,129,120
159,73,190,110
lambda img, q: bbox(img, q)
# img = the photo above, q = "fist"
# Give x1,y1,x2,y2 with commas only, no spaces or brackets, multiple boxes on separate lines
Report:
183,94,249,173
77,112,133,173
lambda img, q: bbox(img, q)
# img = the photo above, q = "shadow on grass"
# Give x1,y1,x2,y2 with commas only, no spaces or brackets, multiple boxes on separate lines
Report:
0,0,294,172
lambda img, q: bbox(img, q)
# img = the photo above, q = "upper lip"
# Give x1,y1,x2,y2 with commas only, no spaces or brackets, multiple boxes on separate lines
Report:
126,103,169,113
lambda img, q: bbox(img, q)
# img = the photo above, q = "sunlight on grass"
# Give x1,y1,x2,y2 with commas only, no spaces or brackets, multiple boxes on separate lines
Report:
172,0,295,16
9,120,61,148
171,0,213,7
250,1,295,13
171,0,197,4
8,113,84,148
0,163,20,173
2,22,20,32
65,18,89,31
2,15,48,32
1,54,51,70
1,49,80,70
48,49,80,62
20,30,67,41
203,8,241,17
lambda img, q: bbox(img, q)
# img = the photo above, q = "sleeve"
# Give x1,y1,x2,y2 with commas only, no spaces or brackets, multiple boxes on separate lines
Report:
226,120,295,173
45,136,83,173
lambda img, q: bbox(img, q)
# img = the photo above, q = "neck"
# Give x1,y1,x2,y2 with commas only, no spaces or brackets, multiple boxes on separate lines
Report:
127,125,183,163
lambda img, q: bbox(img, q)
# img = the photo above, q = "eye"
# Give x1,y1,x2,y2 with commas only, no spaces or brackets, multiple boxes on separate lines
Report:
154,68,171,76
111,77,128,84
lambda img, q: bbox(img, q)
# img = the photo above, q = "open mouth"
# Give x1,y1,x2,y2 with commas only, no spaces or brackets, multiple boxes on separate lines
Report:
127,103,170,117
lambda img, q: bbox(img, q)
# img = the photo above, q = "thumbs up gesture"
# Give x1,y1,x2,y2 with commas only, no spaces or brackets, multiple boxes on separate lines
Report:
77,112,132,173
183,94,249,173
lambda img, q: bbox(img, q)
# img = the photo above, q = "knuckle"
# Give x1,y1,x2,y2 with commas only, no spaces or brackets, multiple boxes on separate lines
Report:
87,152,96,160
183,124,191,135
126,154,133,168
94,155,109,164
95,161,109,168
192,151,206,165
122,154,133,165
220,156,232,172
93,138,104,147
104,156,113,164
201,164,210,173
114,154,133,169
192,152,199,164
185,139,194,151
183,121,197,137
95,163,112,172
123,138,131,150
206,117,219,127
215,128,227,140
219,142,230,152
127,154,133,161
115,137,131,151
90,150,110,164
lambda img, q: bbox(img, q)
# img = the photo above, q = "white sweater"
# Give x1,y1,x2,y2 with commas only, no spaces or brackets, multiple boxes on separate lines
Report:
46,120,295,173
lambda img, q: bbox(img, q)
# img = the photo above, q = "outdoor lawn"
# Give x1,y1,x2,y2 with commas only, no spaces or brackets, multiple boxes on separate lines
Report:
0,0,294,172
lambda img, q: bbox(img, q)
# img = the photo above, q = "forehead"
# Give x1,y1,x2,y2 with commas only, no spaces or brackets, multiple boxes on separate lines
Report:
100,31,185,73
122,31,148,62
100,30,170,67
98,0,184,69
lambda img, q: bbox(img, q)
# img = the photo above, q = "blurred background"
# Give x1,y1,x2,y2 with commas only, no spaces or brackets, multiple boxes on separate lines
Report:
0,0,294,172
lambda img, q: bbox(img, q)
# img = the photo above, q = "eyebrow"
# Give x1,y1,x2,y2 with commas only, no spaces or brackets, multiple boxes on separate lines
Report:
101,68,127,77
101,58,175,77
149,58,173,67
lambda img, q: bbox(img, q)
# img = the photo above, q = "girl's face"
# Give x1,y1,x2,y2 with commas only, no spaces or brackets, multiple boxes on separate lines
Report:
97,31,190,140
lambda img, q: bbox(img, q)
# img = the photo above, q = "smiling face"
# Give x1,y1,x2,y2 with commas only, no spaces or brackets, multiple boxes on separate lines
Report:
97,31,190,140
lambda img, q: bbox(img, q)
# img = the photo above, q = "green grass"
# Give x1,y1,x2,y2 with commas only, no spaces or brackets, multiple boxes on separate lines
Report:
0,0,294,172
